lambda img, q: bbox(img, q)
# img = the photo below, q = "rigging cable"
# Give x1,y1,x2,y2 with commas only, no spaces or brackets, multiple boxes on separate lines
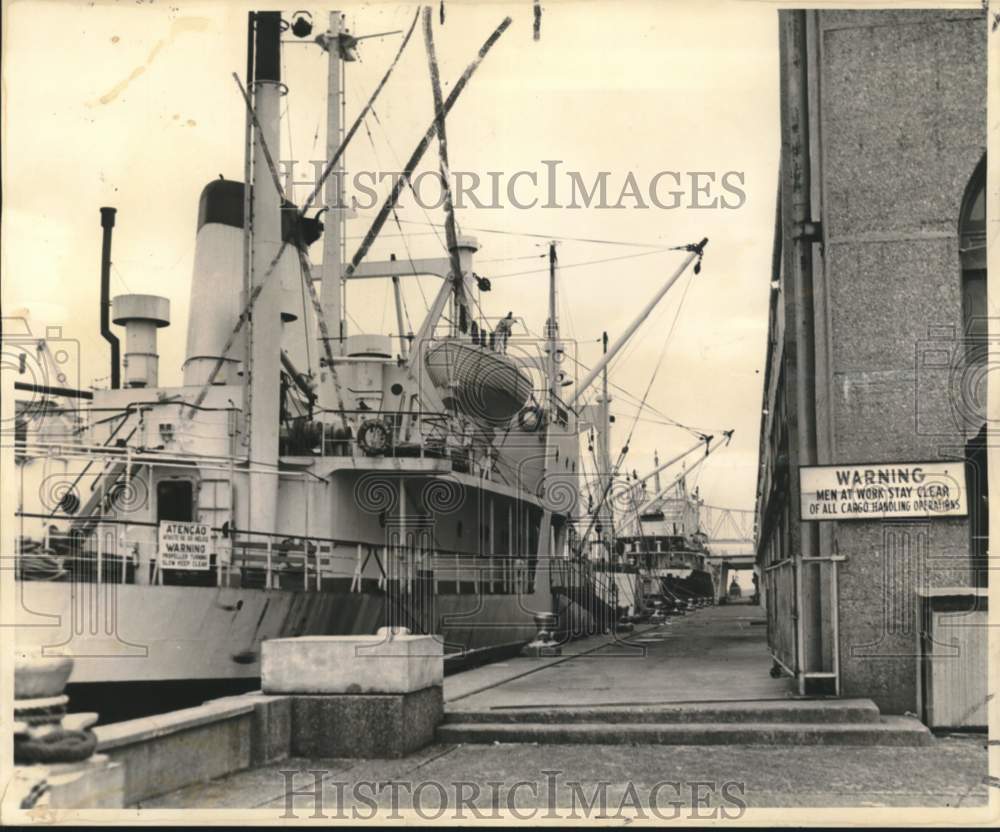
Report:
561,351,719,438
355,107,395,334
577,259,700,555
393,218,680,249
298,256,314,376
364,95,450,256
346,80,433,316
372,120,434,313
359,94,449,318
477,247,676,279
617,267,697,454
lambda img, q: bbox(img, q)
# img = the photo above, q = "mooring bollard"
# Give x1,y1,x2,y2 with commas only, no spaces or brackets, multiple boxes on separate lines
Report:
522,611,561,657
9,651,124,810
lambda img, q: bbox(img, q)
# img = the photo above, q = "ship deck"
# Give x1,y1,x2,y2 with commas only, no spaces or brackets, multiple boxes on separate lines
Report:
283,454,549,509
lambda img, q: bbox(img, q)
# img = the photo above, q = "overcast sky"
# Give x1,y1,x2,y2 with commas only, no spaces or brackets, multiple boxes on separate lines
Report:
3,0,780,518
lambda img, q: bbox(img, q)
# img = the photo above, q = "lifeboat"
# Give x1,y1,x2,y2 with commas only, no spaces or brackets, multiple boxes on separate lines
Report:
425,339,534,425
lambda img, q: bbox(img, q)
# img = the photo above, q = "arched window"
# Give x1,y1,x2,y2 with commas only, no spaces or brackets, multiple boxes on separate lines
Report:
959,155,986,351
959,155,988,584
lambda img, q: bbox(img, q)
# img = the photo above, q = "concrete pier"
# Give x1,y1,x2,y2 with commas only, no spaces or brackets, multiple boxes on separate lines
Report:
447,603,790,710
137,604,986,812
107,604,986,813
440,604,930,747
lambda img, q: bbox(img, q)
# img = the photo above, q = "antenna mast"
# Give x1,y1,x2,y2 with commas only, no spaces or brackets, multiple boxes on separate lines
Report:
319,10,347,406
598,330,612,505
545,242,560,411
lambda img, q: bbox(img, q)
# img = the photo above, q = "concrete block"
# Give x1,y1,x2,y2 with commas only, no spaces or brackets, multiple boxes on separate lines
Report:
220,693,291,766
252,695,291,765
95,699,254,805
291,685,443,758
262,634,443,695
95,698,255,751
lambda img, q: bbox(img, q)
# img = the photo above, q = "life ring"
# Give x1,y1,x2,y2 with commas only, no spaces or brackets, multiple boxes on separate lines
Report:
517,405,545,433
356,419,391,456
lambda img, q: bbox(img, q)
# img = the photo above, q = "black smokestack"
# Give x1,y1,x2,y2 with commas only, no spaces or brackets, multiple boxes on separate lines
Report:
99,207,120,390
254,12,282,84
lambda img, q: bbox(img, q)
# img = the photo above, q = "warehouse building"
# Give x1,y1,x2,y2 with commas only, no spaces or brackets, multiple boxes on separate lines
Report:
755,8,989,722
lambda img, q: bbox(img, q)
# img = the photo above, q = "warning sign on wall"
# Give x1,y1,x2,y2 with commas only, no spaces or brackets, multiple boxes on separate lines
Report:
158,521,211,569
800,462,967,521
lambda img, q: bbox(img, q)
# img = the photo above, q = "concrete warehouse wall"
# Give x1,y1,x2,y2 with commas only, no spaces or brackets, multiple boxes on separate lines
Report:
805,9,986,712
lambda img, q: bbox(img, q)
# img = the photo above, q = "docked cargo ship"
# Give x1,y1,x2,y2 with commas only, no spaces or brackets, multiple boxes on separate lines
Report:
9,7,710,712
600,434,733,618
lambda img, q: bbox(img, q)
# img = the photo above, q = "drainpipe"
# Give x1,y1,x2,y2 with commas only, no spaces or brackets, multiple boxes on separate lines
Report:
781,9,825,692
100,207,121,389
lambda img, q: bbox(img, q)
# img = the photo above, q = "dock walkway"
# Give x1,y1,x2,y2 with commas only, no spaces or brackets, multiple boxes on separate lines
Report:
446,602,788,711
143,602,988,812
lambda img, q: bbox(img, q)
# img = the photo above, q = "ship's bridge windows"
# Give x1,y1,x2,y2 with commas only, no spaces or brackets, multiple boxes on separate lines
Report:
157,480,194,522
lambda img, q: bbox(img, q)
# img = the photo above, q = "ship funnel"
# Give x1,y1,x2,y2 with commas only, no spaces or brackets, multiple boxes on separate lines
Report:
183,180,248,387
112,294,170,388
182,180,321,387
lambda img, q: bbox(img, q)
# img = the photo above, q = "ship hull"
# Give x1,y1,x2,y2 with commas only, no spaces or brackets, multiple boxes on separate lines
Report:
14,581,550,684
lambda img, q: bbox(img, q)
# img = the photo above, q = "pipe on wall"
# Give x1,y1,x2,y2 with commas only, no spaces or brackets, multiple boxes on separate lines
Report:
100,207,121,389
779,9,827,692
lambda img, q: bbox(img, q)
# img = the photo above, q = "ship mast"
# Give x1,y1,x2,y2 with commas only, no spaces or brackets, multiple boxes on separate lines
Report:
319,10,347,402
247,10,284,538
597,330,612,513
535,241,561,571
545,242,560,412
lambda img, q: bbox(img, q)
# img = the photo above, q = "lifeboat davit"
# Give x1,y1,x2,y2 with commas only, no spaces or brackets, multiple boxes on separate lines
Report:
425,339,533,425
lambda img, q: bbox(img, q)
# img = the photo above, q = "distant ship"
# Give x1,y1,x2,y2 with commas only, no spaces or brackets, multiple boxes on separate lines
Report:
596,431,731,618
